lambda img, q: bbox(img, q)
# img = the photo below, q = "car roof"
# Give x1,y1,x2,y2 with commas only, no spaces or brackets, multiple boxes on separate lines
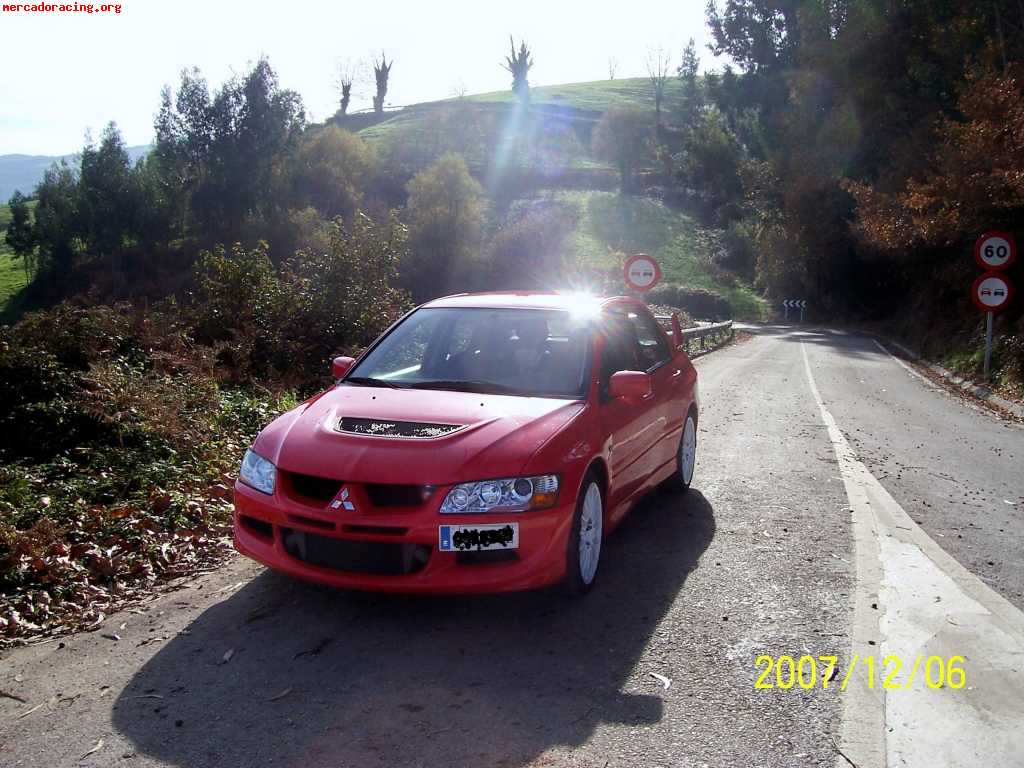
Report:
421,292,643,312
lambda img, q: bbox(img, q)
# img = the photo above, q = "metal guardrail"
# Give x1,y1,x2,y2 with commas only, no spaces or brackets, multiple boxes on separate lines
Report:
655,317,734,354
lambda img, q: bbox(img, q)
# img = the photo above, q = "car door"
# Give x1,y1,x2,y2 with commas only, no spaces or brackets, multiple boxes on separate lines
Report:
598,311,663,511
622,307,679,472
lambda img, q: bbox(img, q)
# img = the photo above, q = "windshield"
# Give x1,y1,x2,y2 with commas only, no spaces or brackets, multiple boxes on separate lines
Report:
346,307,592,398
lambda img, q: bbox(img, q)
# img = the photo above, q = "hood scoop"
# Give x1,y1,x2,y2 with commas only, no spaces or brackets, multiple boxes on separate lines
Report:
336,416,465,439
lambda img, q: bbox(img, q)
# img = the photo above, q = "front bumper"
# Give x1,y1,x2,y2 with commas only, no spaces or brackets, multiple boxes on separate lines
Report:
233,480,575,594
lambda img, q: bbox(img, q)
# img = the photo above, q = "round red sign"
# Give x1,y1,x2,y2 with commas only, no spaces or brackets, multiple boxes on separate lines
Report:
623,254,662,292
974,231,1017,270
971,271,1014,313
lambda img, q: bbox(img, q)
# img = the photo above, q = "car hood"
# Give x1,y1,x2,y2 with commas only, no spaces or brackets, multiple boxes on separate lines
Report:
253,385,586,485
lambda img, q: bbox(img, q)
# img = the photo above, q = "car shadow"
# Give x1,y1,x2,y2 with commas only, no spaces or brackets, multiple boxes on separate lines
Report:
113,488,715,768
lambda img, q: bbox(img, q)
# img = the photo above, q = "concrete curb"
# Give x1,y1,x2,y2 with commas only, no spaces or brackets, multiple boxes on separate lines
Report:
876,335,1024,420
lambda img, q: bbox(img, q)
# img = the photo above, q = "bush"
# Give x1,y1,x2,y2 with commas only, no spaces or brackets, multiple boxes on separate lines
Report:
486,200,581,289
591,107,655,191
190,214,412,384
646,283,733,320
0,300,298,642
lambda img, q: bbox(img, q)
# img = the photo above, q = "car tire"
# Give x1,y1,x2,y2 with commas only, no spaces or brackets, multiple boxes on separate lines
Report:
564,471,604,596
665,409,697,493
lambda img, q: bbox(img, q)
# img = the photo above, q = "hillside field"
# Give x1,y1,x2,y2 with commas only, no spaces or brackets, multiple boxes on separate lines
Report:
556,191,766,319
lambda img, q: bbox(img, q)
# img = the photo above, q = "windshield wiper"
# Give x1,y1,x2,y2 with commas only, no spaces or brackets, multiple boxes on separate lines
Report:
407,379,526,395
342,376,407,389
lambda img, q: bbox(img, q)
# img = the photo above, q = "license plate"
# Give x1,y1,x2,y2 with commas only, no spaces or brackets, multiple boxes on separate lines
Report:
438,523,519,552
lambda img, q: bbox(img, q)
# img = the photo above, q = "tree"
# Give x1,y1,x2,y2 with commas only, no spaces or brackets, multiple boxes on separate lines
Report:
291,126,375,218
6,191,36,280
334,59,359,115
591,107,655,191
846,60,1024,253
646,46,672,126
675,108,744,219
679,37,699,83
153,58,305,242
403,152,484,299
372,53,392,115
678,37,702,119
705,0,803,74
78,122,140,257
32,161,80,288
501,37,534,103
608,57,618,80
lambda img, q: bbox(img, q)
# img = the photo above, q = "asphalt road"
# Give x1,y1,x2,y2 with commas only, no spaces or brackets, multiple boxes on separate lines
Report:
2,327,1022,768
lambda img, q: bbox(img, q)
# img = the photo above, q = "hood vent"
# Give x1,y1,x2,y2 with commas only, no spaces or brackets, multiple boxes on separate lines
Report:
337,416,464,439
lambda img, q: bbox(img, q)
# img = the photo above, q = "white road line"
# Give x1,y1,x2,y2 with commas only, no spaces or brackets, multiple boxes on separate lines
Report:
871,339,940,389
800,342,1024,768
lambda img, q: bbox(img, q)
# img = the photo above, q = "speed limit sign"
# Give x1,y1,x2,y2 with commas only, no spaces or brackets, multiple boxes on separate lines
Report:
974,231,1017,270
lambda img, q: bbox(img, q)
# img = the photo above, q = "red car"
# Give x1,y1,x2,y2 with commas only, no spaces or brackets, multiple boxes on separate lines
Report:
233,292,699,595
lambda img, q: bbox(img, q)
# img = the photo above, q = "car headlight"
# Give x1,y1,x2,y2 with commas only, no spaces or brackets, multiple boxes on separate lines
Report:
440,475,559,514
240,449,276,495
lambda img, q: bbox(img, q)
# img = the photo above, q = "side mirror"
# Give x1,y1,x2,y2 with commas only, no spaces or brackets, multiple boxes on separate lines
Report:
671,313,683,349
331,356,355,379
608,370,651,400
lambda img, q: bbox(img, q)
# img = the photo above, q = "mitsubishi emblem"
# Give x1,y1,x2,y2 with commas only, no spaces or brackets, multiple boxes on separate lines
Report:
330,486,356,512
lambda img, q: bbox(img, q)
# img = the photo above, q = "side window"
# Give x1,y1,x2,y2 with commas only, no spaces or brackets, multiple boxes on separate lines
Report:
627,310,671,371
599,316,640,393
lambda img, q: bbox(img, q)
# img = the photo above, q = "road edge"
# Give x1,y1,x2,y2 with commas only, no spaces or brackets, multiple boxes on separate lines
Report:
873,335,1024,419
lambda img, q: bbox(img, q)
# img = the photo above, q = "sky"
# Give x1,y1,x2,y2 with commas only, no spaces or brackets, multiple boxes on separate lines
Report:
0,0,721,156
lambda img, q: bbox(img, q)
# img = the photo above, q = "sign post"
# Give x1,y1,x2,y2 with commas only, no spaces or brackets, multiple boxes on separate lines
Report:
782,299,806,322
971,232,1016,379
971,271,1015,378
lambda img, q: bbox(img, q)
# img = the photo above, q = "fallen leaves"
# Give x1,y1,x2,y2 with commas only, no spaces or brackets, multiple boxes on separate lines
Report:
293,637,333,660
81,738,104,759
0,496,236,646
267,687,293,702
649,672,672,690
17,700,47,719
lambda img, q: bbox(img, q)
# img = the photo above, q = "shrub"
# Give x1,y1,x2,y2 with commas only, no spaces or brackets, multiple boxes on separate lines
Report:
646,283,733,320
486,200,581,289
402,153,484,300
0,301,298,642
291,126,376,218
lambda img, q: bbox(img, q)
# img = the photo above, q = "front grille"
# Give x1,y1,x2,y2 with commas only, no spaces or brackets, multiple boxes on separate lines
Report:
287,472,343,502
337,416,463,439
365,483,430,507
281,528,430,575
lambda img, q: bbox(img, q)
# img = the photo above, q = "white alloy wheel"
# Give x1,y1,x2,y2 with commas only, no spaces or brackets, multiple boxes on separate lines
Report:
679,413,697,488
578,482,604,585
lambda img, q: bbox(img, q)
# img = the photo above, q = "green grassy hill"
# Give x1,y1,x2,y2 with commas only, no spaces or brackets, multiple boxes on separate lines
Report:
355,77,684,173
463,77,689,112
